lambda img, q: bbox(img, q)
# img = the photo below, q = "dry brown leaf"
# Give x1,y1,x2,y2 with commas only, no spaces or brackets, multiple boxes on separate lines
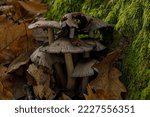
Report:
7,0,27,20
0,65,15,99
0,82,15,99
0,19,38,63
59,93,72,100
7,51,30,73
29,0,42,3
27,64,49,85
89,49,126,99
33,85,44,99
27,64,55,99
18,1,48,14
0,49,15,64
0,65,8,81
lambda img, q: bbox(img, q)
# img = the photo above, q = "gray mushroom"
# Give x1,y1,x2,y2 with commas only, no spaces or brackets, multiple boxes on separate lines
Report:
30,46,63,68
32,28,48,42
82,39,106,51
28,20,61,44
41,38,94,90
60,12,81,38
60,12,113,38
30,46,66,88
72,59,98,93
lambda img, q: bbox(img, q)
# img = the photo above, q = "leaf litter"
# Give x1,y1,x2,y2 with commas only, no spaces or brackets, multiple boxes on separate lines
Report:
0,0,126,100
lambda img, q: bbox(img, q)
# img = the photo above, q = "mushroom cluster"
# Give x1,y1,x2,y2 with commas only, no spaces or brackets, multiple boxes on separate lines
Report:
28,12,113,98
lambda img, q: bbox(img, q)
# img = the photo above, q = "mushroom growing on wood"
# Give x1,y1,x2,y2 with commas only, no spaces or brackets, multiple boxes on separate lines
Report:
40,38,94,90
72,59,98,93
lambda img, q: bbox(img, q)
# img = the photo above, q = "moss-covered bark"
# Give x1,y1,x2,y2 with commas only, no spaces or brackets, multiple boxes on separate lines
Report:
43,0,150,99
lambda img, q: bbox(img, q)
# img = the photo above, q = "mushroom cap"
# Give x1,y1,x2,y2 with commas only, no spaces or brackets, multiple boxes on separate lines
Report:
72,59,98,77
60,12,82,28
82,15,114,31
7,52,30,73
40,38,94,54
32,28,48,42
28,20,61,29
30,46,64,69
82,39,106,51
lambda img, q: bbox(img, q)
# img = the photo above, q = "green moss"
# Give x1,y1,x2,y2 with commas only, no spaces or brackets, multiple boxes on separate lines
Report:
43,0,150,99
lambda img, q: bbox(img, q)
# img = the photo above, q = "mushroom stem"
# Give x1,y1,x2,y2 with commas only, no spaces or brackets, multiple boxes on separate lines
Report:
48,28,54,44
89,30,94,38
69,27,75,38
82,52,90,93
54,63,66,88
82,77,89,93
65,53,75,90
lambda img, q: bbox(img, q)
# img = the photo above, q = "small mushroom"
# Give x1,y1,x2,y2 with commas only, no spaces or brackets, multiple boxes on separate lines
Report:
32,27,48,42
28,20,61,44
41,38,94,90
60,12,81,38
82,39,106,51
30,46,64,68
81,15,114,38
72,59,98,93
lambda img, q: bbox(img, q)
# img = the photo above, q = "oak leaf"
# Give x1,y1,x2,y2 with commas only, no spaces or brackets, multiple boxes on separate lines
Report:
0,65,15,99
89,49,126,99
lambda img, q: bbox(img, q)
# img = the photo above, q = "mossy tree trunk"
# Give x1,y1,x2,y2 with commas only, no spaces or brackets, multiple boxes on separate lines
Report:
43,0,150,99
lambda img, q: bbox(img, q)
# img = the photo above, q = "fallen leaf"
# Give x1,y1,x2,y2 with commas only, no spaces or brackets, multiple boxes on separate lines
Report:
27,64,49,85
27,64,55,99
7,51,30,73
59,93,72,100
0,82,15,99
0,18,38,63
84,84,99,100
0,49,15,65
89,49,126,99
18,1,48,14
0,65,15,99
